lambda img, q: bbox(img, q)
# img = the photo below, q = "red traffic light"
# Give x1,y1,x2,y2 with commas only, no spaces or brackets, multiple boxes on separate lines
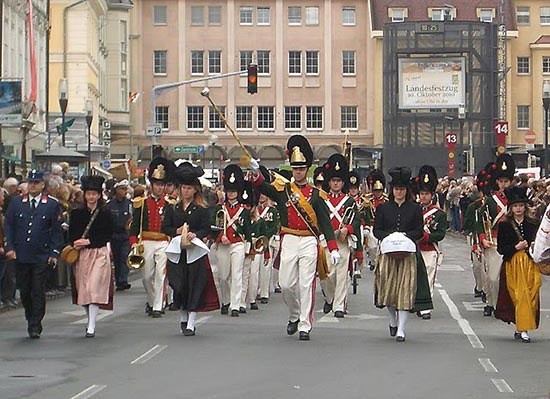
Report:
247,64,258,94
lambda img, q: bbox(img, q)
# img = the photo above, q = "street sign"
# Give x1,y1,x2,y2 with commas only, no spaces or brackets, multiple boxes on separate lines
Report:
494,121,509,136
102,160,111,169
524,130,536,144
146,123,163,136
174,146,198,154
198,145,205,154
526,143,535,150
102,130,111,140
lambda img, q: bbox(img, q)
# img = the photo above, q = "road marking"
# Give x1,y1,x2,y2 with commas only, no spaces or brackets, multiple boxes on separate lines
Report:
491,378,513,393
438,289,484,349
317,314,339,323
71,310,114,325
70,384,107,399
196,316,211,325
346,313,386,320
434,283,442,288
478,358,499,373
463,301,486,311
130,344,168,365
438,264,464,271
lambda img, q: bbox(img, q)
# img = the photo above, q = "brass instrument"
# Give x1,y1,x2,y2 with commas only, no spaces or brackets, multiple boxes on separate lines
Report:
251,236,266,253
336,204,356,241
213,207,227,236
127,197,146,270
481,199,495,246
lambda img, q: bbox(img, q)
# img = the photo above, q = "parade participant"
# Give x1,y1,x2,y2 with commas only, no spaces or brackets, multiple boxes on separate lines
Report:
130,157,174,318
212,164,251,317
321,154,361,318
415,165,447,320
161,162,219,336
69,175,113,338
348,170,367,277
313,166,325,189
4,170,63,338
495,186,541,343
250,134,340,341
373,167,433,342
0,189,6,307
480,154,514,317
257,167,280,304
364,169,387,270
106,180,132,291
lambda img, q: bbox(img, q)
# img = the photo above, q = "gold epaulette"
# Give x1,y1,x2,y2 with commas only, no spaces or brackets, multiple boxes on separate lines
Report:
132,196,145,209
270,171,289,192
164,196,178,205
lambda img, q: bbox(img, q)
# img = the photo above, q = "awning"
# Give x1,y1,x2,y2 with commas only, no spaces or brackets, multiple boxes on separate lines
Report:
1,154,24,162
92,165,113,179
34,147,87,161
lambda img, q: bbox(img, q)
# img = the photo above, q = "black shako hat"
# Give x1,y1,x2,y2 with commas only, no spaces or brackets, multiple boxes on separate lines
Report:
475,162,495,194
174,162,203,187
416,165,438,193
240,180,259,207
286,135,313,168
313,166,325,185
494,153,515,181
259,165,272,183
81,175,105,193
388,167,412,188
323,154,349,182
348,170,360,189
367,169,386,191
148,157,175,184
222,164,244,192
504,185,529,205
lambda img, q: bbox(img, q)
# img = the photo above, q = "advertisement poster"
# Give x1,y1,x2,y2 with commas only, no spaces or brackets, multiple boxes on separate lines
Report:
0,80,22,125
399,58,465,109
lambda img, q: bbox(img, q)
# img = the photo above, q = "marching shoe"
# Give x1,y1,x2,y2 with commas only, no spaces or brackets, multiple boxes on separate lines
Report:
231,310,240,317
168,303,178,311
299,331,310,341
422,313,432,320
416,311,422,318
239,307,247,314
181,322,188,333
183,328,196,336
85,332,95,338
28,328,40,339
483,305,493,317
334,311,345,318
474,288,483,298
151,310,163,318
250,303,259,310
145,303,153,316
274,287,282,294
521,332,531,343
389,325,398,337
481,292,487,303
514,332,522,340
260,298,269,304
221,304,229,315
396,335,406,343
287,320,299,335
323,301,333,314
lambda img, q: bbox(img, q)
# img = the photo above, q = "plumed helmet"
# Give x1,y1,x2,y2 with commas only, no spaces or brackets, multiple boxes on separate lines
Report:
322,154,349,183
367,169,386,191
348,170,361,189
286,135,313,168
222,164,244,192
417,165,438,193
148,157,175,184
494,153,515,181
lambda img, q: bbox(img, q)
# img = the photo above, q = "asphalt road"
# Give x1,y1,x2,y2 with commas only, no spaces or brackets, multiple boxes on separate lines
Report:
1,235,549,399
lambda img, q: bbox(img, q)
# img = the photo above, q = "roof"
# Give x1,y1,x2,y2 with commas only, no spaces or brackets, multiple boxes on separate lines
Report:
533,35,550,45
370,0,516,31
34,147,87,160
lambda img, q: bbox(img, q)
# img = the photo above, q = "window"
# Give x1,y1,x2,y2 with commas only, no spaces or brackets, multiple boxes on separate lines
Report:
257,7,270,25
517,105,530,129
306,51,319,75
391,9,405,22
121,79,128,112
285,106,302,130
257,50,270,74
208,50,221,74
153,5,167,25
517,57,530,74
120,21,127,75
155,106,169,129
191,6,204,25
516,7,530,25
240,50,253,71
257,106,275,130
236,106,253,130
541,7,550,25
288,51,302,75
191,50,204,75
342,7,356,25
288,6,301,25
153,50,167,75
342,51,355,75
187,106,204,130
305,6,319,25
431,9,445,21
544,56,550,74
479,9,493,23
208,6,222,25
306,106,323,130
209,106,226,130
341,106,357,130
240,6,253,25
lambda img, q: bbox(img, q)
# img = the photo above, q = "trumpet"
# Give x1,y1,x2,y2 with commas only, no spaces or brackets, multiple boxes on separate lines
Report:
213,208,227,235
481,200,495,246
127,196,146,270
336,205,356,240
251,236,266,253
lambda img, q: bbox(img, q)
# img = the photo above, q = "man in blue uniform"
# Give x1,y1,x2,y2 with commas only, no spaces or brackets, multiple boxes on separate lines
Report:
4,170,63,338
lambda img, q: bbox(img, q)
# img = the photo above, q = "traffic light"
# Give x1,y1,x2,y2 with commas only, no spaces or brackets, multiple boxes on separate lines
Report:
152,144,164,159
247,64,257,94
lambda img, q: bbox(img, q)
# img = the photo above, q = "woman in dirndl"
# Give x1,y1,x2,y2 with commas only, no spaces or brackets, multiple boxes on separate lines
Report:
373,167,433,342
69,175,113,338
162,162,219,336
495,186,541,343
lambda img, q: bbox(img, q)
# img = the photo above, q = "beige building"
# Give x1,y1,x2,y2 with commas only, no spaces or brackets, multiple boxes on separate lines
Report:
125,0,372,168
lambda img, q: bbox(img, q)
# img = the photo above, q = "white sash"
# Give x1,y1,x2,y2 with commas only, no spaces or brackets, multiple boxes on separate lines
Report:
491,194,507,228
423,207,439,222
225,205,245,230
325,196,348,223
259,206,270,219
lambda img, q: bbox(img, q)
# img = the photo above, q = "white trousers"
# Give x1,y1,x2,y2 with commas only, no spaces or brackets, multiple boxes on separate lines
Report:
321,242,350,312
420,250,441,315
259,237,279,298
472,251,485,293
216,242,245,311
279,235,318,333
271,238,281,290
243,254,262,305
483,245,503,308
142,240,168,311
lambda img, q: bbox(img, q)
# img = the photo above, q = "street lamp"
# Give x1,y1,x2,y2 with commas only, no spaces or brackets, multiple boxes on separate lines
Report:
543,81,550,177
85,99,93,175
209,134,218,181
58,79,68,146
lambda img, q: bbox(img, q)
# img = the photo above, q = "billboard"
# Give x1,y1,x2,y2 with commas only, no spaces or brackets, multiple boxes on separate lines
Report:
0,80,22,125
398,58,466,109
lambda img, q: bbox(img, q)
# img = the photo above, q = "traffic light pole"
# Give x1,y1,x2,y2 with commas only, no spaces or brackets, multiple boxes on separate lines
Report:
150,70,247,159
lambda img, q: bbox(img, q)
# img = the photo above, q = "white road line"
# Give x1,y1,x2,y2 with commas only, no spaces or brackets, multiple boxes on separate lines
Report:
196,316,211,325
478,358,499,373
69,384,107,399
491,378,514,393
438,289,484,349
130,344,168,365
71,311,113,325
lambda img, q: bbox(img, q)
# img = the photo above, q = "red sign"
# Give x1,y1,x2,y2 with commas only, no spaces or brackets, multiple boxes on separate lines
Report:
494,121,508,153
524,130,537,144
446,132,457,178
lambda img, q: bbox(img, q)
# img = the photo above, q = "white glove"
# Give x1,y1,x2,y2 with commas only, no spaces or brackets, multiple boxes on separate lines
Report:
249,158,260,171
330,250,341,265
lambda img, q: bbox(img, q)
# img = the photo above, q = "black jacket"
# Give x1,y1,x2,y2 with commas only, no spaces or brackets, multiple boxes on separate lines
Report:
497,218,539,262
68,207,113,248
373,200,423,242
161,202,211,241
